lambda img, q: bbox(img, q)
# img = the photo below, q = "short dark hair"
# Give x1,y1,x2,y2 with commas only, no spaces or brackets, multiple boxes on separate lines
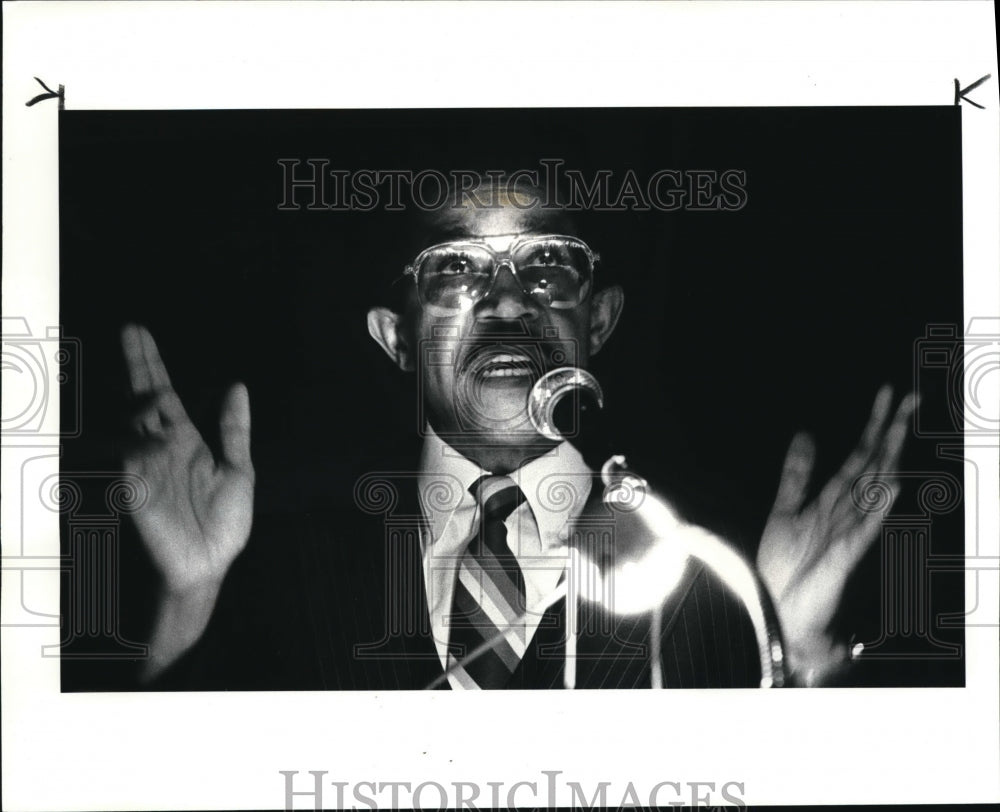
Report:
375,170,621,313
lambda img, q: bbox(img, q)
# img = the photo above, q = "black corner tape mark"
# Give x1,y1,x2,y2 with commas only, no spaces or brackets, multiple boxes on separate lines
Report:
26,77,65,109
954,74,991,109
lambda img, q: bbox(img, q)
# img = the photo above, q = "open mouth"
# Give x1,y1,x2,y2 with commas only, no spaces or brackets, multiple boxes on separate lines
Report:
479,352,536,379
463,345,540,382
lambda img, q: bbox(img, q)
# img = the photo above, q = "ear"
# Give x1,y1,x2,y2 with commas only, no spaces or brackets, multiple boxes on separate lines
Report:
588,285,625,356
367,307,414,371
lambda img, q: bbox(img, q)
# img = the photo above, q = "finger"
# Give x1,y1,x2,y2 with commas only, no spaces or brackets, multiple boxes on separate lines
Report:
127,389,190,433
771,431,815,514
842,384,895,476
830,391,918,525
154,388,190,427
138,325,174,391
859,384,895,452
878,391,918,473
130,403,164,437
219,382,252,471
120,432,170,465
819,384,895,509
839,481,900,566
121,323,153,395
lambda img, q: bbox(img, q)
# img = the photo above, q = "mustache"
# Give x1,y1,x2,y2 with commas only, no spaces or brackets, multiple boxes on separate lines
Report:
455,320,571,374
466,318,546,340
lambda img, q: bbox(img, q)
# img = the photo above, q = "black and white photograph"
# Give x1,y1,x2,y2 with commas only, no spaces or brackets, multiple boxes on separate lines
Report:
57,106,967,694
3,2,998,810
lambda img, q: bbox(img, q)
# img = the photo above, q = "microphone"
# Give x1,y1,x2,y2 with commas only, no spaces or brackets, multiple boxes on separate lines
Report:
526,367,615,471
526,366,788,688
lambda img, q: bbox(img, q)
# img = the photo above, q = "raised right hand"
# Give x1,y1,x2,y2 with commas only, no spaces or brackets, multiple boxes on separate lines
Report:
121,324,255,597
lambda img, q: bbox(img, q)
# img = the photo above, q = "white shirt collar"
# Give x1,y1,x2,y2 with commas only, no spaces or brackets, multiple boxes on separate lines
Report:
417,426,594,670
417,425,593,550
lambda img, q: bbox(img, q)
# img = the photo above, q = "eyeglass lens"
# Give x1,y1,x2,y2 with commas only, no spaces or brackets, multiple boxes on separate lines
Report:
418,237,593,311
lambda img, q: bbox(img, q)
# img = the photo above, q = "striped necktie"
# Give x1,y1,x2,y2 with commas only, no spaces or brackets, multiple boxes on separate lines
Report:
446,475,530,689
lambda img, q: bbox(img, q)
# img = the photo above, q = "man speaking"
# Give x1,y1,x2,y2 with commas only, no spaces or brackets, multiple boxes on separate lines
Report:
121,175,915,690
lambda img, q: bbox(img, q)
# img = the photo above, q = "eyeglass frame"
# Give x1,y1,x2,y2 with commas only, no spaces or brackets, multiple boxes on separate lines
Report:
402,232,601,312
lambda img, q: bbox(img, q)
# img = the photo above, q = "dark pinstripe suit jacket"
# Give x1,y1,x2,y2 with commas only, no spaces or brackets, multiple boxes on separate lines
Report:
157,471,761,691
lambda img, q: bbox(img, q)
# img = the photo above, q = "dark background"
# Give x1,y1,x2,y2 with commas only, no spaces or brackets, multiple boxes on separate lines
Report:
60,107,965,688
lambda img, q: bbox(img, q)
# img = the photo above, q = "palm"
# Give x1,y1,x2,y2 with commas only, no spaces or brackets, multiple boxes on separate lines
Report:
759,496,857,656
122,325,254,594
757,386,916,680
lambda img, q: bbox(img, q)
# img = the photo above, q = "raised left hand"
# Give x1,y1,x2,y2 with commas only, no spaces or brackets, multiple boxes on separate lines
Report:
756,385,917,685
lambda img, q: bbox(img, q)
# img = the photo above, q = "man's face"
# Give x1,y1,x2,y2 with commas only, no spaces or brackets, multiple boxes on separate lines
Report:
369,188,623,451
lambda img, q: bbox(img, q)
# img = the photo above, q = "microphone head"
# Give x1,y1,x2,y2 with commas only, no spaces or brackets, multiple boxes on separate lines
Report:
527,367,604,441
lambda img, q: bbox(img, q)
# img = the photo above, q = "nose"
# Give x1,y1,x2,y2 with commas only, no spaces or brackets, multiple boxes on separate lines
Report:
476,262,537,320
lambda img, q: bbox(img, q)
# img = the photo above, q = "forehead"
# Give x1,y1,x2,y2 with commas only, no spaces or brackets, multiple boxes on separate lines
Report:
418,189,579,247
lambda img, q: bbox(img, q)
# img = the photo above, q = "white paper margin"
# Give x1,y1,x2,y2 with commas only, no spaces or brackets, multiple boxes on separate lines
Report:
3,2,998,810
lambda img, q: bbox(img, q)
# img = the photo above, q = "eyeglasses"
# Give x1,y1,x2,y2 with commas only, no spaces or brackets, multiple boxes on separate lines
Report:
404,234,598,314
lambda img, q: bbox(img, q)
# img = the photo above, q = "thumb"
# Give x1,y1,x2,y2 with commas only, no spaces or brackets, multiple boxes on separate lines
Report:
219,382,252,471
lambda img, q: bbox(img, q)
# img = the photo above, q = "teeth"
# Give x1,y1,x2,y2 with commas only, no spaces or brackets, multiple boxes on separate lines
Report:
472,348,535,379
482,367,531,378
